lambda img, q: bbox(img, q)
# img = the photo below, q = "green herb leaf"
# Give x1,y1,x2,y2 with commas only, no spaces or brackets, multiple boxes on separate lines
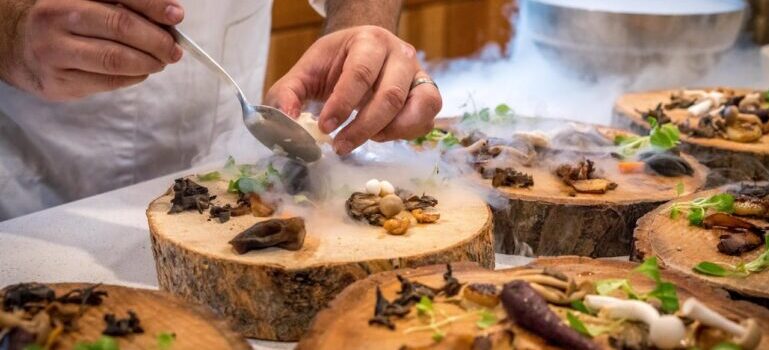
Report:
649,123,680,150
566,312,591,337
431,330,445,342
595,279,638,299
495,103,512,116
73,336,119,350
634,257,662,283
415,296,433,316
711,341,743,350
744,237,769,273
476,309,497,329
687,206,705,226
693,261,730,277
157,332,176,350
478,108,491,122
570,300,591,314
675,182,685,196
646,282,679,313
196,171,221,182
670,206,681,219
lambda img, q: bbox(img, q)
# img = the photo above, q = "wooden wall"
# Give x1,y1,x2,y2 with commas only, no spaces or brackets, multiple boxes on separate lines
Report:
265,0,516,90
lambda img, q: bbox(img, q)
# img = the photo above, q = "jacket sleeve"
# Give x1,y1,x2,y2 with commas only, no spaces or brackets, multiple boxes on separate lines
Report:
308,0,326,17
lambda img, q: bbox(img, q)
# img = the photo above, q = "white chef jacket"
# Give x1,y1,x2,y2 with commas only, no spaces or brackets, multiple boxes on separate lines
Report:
0,0,327,220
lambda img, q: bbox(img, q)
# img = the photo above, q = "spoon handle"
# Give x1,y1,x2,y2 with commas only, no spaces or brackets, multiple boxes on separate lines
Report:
169,27,249,104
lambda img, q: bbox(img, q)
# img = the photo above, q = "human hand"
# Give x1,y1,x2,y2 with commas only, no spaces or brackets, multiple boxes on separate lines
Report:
265,25,442,155
0,0,184,101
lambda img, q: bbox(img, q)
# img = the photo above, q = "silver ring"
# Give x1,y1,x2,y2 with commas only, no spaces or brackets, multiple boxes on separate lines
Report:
411,77,438,90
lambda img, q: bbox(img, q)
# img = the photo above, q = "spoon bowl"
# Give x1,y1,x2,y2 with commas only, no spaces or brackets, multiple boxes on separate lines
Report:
171,28,322,162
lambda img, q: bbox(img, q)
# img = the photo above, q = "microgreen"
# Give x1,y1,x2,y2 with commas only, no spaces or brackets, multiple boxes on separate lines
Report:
694,238,769,278
615,117,680,157
157,332,176,350
413,128,460,148
570,300,591,314
461,103,516,124
227,163,280,194
675,182,685,196
405,297,493,342
475,309,497,329
73,336,119,350
595,257,679,313
566,312,621,338
196,171,221,182
668,193,735,226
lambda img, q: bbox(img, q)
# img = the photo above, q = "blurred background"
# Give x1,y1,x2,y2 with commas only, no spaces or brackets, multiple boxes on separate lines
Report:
266,0,769,125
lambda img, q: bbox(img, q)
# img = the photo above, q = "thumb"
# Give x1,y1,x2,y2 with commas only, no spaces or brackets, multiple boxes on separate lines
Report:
265,78,306,119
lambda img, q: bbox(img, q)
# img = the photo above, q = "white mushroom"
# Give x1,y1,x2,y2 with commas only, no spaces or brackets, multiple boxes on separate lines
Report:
738,92,762,111
681,298,762,350
688,99,714,117
365,179,381,195
584,295,685,349
380,180,395,196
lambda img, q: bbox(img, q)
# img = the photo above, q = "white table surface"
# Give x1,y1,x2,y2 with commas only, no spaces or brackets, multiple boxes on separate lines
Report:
0,165,532,349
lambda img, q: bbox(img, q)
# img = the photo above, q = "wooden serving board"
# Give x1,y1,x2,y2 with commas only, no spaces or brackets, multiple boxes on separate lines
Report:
298,257,769,350
634,188,769,301
435,118,707,257
613,89,769,184
147,179,494,341
6,283,250,350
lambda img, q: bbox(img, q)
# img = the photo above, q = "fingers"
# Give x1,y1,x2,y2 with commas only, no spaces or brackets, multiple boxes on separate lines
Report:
67,1,181,64
333,49,418,154
317,36,387,134
97,0,184,25
264,77,307,118
372,73,442,142
58,36,164,76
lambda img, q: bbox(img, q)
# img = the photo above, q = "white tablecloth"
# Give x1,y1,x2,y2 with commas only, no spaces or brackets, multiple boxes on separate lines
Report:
0,165,532,349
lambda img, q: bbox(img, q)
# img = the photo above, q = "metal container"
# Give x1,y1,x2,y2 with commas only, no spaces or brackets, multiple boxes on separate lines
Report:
521,0,747,75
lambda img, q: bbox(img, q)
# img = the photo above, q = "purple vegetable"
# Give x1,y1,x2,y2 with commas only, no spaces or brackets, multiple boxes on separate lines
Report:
501,280,598,350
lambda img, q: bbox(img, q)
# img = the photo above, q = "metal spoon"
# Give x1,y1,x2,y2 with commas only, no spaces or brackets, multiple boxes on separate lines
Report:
170,28,322,162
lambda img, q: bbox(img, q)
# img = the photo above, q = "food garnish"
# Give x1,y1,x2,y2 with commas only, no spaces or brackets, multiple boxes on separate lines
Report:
168,178,214,214
346,180,440,235
668,193,735,226
481,167,534,188
412,128,460,149
228,217,306,254
102,311,143,336
614,117,680,157
694,238,769,278
555,159,617,195
594,257,679,314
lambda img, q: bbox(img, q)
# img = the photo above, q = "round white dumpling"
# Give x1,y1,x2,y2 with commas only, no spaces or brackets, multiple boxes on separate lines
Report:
380,180,395,196
365,179,382,195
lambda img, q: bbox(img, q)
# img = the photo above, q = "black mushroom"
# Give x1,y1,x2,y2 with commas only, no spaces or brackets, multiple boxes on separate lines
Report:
368,287,410,330
168,178,214,214
482,167,534,188
228,217,306,254
638,151,694,177
103,310,144,336
500,280,599,350
703,213,766,255
2,283,55,311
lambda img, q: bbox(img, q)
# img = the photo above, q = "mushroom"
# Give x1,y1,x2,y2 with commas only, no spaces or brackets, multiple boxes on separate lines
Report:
584,295,686,349
513,131,550,148
462,283,499,307
688,99,714,117
734,200,767,217
464,139,488,154
379,194,405,218
228,217,306,253
248,193,275,217
410,208,440,223
366,179,382,195
383,216,410,235
380,181,395,196
681,298,762,350
738,92,762,111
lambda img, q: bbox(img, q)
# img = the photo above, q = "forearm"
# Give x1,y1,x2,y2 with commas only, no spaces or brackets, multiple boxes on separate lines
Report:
323,0,403,34
0,0,33,85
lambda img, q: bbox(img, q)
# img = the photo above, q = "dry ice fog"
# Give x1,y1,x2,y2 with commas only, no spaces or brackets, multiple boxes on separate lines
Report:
192,0,765,254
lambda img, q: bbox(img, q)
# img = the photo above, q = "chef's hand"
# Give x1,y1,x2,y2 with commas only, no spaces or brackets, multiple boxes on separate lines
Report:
0,0,184,101
266,25,442,155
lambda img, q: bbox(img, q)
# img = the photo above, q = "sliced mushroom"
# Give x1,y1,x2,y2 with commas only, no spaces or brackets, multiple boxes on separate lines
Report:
228,217,306,253
570,179,617,194
681,298,762,350
410,208,440,224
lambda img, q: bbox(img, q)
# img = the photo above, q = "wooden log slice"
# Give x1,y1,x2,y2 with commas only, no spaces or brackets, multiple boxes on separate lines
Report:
1,283,250,349
612,88,769,185
634,187,769,302
435,117,708,257
298,257,769,350
147,179,494,341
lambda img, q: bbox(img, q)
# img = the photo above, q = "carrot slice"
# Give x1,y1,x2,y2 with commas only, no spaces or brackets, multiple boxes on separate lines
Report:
618,161,645,174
